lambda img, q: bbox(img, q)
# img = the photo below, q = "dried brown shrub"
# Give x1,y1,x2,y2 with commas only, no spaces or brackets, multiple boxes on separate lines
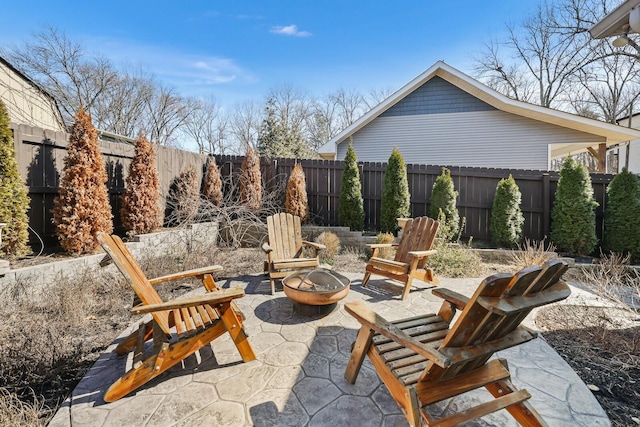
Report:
285,163,309,223
374,232,396,259
203,157,223,207
120,133,161,235
165,166,200,226
239,147,262,210
315,231,340,263
52,109,112,254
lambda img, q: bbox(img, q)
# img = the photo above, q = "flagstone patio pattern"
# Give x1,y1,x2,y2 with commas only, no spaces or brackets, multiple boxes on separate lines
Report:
49,272,610,426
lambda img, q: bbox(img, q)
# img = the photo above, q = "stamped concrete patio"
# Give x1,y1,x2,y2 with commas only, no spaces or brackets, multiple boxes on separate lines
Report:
49,272,610,426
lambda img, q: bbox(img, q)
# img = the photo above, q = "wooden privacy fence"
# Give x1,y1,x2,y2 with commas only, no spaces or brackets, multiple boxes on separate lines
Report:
11,124,613,249
214,155,613,243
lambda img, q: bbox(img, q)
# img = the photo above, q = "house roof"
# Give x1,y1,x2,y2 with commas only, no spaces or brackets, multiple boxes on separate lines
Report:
589,0,640,39
0,55,66,129
318,61,640,159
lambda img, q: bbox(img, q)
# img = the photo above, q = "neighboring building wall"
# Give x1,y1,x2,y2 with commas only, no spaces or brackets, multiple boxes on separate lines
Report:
617,114,640,173
0,59,65,132
336,109,603,170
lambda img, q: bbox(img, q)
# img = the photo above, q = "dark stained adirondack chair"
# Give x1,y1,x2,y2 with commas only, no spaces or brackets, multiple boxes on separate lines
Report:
363,216,439,300
262,212,325,295
345,259,571,426
97,232,256,402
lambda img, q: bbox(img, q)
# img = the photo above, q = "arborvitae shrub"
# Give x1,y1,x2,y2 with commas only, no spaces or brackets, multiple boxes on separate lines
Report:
120,132,161,235
239,146,262,210
429,167,460,241
52,108,112,254
202,157,223,207
315,231,340,263
604,168,640,260
285,163,309,223
338,142,365,231
165,166,199,226
380,147,410,233
0,99,30,257
550,157,598,255
490,174,524,247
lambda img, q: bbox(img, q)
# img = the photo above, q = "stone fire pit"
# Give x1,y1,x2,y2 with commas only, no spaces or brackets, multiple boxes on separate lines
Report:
282,268,351,316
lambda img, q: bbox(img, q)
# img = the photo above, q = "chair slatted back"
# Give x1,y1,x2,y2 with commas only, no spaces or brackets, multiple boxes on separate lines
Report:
98,232,172,333
427,259,568,381
395,216,439,268
267,213,303,260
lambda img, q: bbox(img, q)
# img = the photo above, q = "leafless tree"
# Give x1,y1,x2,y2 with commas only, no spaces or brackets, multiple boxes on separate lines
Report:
2,26,116,124
229,100,262,152
143,84,189,146
182,96,230,154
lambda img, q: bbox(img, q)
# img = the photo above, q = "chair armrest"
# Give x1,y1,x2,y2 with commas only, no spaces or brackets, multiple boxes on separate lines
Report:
407,249,437,259
131,287,245,315
148,265,223,285
344,301,452,368
262,242,273,253
303,241,326,250
432,288,470,310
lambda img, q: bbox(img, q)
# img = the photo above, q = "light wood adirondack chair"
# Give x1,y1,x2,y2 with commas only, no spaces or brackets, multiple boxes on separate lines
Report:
345,259,571,426
363,216,439,300
262,212,325,295
97,233,256,402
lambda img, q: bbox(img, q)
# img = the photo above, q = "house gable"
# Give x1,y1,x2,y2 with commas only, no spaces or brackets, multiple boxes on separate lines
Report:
381,76,496,117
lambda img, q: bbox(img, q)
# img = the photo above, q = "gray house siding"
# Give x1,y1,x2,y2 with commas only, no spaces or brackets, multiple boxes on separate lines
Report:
381,76,496,117
336,110,602,170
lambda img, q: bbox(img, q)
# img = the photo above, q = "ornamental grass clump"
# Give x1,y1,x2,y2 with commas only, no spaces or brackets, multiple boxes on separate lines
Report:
285,163,309,223
374,232,395,260
120,132,161,235
0,99,30,257
490,175,524,248
338,142,365,231
52,108,112,254
380,147,410,234
550,157,598,256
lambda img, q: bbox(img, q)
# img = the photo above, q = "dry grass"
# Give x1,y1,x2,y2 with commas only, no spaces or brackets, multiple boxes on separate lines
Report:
509,238,557,270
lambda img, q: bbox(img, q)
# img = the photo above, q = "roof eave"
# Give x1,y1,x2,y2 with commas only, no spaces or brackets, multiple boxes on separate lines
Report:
589,0,640,39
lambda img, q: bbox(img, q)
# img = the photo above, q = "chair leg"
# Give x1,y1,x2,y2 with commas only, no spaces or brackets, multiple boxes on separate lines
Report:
219,304,257,362
362,271,372,287
104,321,228,402
270,277,276,295
402,276,415,300
344,326,374,383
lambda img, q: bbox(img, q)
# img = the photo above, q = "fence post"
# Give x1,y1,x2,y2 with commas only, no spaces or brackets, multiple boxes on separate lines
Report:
542,173,550,238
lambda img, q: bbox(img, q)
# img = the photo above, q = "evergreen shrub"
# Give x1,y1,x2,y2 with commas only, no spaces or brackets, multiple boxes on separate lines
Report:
338,142,365,231
603,168,640,260
0,99,30,257
429,167,460,241
490,174,524,247
380,147,410,233
550,157,598,255
202,157,223,207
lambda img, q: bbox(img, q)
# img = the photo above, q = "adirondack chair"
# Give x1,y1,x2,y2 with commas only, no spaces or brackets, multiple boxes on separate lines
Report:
262,212,326,295
97,233,256,402
363,216,439,300
345,259,571,426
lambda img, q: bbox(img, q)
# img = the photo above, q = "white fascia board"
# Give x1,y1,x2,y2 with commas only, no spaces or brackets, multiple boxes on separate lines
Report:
590,0,640,38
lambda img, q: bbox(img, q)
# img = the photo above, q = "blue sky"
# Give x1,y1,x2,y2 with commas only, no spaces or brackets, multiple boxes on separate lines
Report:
1,1,538,108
